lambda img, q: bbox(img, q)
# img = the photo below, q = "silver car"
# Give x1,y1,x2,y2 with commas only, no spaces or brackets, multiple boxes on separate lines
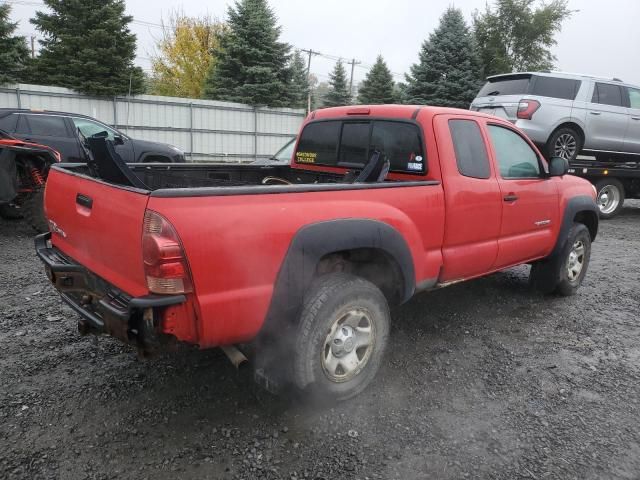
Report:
470,72,640,162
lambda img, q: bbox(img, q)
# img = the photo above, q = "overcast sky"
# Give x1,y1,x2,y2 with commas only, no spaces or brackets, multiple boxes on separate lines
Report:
7,0,640,87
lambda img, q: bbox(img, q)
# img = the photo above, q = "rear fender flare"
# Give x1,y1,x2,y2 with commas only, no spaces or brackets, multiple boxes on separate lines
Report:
264,219,416,330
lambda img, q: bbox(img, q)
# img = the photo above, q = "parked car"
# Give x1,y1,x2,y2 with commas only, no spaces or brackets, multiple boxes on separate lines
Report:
35,104,598,401
0,109,185,163
470,72,640,163
0,129,60,231
252,137,296,165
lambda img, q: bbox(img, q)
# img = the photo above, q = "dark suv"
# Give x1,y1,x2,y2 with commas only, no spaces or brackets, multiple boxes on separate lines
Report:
0,109,185,163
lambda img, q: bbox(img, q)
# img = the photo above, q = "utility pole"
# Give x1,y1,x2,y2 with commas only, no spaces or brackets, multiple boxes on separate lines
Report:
348,58,361,101
300,48,319,114
30,36,35,58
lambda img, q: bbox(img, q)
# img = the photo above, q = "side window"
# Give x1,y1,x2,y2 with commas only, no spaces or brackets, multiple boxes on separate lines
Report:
295,121,341,165
24,114,70,137
488,125,541,179
627,88,640,109
0,113,18,133
592,83,623,107
370,121,424,173
72,118,116,140
339,122,370,166
531,76,581,100
449,119,491,179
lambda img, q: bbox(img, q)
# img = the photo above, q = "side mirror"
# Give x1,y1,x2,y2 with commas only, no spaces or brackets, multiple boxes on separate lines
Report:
113,135,125,146
548,157,569,177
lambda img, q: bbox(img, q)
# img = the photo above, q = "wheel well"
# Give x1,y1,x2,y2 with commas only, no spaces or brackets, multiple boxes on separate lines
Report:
550,122,585,147
574,210,598,240
315,248,404,305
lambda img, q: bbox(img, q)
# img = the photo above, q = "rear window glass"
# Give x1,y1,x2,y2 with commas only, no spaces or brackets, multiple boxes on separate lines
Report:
531,76,581,100
24,114,69,137
296,120,425,174
0,113,18,133
477,76,531,97
339,122,370,166
592,83,623,107
449,119,491,179
295,121,340,165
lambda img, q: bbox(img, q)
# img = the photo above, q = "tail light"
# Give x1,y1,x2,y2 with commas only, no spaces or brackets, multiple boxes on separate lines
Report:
142,210,193,294
517,99,541,120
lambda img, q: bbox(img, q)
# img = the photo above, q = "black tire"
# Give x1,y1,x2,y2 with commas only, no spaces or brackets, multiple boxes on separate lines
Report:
546,127,582,162
22,188,49,232
530,223,591,297
293,273,390,401
594,178,625,219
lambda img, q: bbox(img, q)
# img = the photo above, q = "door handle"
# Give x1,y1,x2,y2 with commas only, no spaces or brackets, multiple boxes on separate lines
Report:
503,194,519,202
632,117,640,121
589,111,602,116
76,193,93,209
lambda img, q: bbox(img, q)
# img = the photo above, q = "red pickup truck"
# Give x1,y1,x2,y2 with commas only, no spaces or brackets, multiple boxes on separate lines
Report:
35,105,598,400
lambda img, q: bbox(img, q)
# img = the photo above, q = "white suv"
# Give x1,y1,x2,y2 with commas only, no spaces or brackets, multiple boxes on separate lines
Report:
470,72,640,162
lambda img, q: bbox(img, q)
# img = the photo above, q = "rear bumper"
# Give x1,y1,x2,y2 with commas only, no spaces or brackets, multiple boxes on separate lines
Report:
35,232,185,351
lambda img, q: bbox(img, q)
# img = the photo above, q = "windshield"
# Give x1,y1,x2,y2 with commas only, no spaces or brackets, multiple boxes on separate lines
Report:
273,138,296,163
477,75,532,97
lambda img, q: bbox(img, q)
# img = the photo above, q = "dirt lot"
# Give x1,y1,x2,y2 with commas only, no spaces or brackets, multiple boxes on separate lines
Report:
1,202,639,480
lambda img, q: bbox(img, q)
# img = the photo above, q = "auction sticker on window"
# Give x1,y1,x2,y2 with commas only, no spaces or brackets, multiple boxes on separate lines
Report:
296,151,317,164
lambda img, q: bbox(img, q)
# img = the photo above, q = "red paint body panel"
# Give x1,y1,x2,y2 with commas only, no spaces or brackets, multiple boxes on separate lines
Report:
42,105,597,350
0,138,61,162
45,170,150,297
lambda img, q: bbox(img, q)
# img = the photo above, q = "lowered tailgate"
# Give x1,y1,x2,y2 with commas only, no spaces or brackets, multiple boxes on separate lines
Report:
44,166,150,297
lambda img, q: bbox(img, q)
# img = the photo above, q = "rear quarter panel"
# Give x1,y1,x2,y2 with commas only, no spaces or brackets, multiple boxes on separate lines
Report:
147,185,445,347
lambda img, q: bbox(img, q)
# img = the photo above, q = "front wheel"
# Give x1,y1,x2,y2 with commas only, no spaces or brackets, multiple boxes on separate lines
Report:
595,178,625,219
530,223,592,296
293,273,390,401
546,127,582,162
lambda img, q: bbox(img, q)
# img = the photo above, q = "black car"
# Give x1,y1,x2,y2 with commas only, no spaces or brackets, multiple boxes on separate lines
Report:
0,109,185,163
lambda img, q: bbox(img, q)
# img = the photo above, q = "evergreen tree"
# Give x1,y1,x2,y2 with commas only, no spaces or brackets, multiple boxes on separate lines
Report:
31,0,145,96
357,55,396,104
203,0,291,106
323,60,351,107
405,7,481,108
287,50,309,109
474,0,572,77
0,4,30,84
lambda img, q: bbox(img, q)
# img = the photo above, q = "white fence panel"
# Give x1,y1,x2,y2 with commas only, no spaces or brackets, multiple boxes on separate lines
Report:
0,84,305,162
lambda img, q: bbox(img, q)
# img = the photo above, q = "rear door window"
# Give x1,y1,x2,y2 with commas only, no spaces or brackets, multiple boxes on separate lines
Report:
296,120,425,174
24,114,70,137
531,76,581,100
627,87,640,109
449,119,491,179
592,83,624,107
477,76,531,97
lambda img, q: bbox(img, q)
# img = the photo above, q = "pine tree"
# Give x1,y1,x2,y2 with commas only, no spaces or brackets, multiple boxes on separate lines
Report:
0,4,30,84
357,55,396,104
203,0,291,106
323,60,351,107
405,7,481,108
287,50,309,109
31,0,145,96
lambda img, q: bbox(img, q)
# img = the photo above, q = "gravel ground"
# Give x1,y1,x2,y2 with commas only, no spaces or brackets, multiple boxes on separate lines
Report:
1,202,639,480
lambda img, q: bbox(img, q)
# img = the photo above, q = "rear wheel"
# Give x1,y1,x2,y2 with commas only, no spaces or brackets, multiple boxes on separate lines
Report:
22,188,48,232
293,273,390,401
595,178,625,219
546,127,582,162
